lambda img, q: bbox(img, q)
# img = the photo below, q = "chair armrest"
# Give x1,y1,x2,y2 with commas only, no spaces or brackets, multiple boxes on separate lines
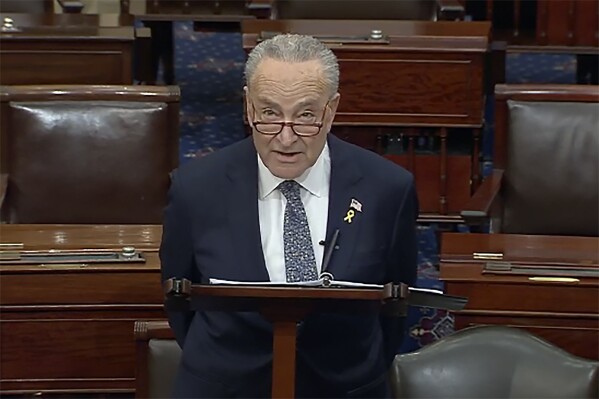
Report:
461,169,503,225
0,173,7,210
134,320,174,341
57,0,85,13
134,320,175,399
436,0,465,20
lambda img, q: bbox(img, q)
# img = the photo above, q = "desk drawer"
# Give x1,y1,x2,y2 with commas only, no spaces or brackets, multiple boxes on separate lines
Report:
0,271,163,305
1,309,166,394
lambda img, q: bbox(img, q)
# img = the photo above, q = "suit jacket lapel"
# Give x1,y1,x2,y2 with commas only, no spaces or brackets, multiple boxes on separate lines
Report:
324,135,364,278
226,139,270,282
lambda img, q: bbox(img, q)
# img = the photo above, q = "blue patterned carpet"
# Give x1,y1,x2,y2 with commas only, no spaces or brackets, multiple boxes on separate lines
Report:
167,22,577,352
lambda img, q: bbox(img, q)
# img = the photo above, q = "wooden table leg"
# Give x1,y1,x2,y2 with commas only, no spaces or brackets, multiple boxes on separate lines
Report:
271,320,297,399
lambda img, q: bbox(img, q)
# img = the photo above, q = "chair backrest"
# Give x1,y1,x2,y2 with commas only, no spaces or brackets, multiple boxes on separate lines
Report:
494,84,599,236
391,325,599,398
0,85,180,223
273,0,438,20
134,320,180,399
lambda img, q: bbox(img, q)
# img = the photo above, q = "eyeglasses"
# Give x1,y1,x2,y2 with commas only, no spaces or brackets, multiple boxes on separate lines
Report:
251,102,329,137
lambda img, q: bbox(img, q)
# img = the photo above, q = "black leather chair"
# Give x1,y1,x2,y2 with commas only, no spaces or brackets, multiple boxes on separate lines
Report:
391,325,599,398
135,323,599,398
462,84,599,236
0,85,180,224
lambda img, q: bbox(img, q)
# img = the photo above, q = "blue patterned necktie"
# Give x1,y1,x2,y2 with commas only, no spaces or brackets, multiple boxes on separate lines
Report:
278,180,319,282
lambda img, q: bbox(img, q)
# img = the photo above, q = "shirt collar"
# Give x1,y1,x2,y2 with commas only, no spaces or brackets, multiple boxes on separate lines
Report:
258,143,330,199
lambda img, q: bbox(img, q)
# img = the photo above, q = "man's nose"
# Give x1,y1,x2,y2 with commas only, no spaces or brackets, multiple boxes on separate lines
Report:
277,124,298,146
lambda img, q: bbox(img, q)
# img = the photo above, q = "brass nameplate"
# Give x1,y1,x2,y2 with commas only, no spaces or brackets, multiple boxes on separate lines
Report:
473,252,504,260
484,262,598,278
529,277,580,283
0,243,24,249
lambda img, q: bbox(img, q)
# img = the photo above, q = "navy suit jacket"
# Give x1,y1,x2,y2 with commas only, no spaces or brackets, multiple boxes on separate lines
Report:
160,134,418,398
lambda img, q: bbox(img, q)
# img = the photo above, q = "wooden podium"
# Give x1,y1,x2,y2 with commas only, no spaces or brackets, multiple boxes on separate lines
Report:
164,278,465,398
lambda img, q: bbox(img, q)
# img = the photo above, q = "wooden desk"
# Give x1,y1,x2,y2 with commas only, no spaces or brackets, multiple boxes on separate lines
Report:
122,0,271,21
0,13,142,85
440,232,599,360
243,20,491,220
120,0,271,84
0,224,165,396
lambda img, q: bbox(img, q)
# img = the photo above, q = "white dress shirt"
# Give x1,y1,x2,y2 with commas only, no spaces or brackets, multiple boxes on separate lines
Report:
257,144,331,282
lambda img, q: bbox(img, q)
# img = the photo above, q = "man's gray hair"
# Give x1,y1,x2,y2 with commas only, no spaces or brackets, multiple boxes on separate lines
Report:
245,34,339,96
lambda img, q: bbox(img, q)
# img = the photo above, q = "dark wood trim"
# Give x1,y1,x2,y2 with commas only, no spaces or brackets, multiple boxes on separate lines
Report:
1,381,134,394
1,84,180,102
495,83,599,102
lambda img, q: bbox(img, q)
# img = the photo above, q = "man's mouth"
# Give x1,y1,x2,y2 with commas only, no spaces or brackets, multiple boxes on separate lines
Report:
275,151,301,161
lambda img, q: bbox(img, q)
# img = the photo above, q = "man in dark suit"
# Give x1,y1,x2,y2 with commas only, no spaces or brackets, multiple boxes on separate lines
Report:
160,34,418,398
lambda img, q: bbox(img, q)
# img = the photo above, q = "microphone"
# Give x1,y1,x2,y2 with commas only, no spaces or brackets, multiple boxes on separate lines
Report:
320,229,340,286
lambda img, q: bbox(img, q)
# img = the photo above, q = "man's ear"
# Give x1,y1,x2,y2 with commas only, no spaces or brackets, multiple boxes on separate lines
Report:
324,92,341,133
243,86,253,128
328,92,341,115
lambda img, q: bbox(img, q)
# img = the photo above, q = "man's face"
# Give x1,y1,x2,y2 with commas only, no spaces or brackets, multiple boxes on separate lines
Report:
245,58,340,180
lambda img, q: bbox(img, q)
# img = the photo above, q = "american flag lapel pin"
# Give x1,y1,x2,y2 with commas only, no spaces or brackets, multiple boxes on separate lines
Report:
350,198,363,213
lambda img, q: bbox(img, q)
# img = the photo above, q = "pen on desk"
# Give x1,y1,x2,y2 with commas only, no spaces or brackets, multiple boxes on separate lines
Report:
321,229,340,277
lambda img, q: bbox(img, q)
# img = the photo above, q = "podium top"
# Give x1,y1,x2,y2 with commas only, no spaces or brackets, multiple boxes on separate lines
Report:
163,278,467,314
164,278,405,301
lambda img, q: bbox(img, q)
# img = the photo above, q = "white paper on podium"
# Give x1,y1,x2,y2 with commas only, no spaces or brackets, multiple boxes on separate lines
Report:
208,278,443,295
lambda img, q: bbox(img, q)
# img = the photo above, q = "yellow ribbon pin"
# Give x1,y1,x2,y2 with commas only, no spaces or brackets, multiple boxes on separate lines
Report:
344,209,355,223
